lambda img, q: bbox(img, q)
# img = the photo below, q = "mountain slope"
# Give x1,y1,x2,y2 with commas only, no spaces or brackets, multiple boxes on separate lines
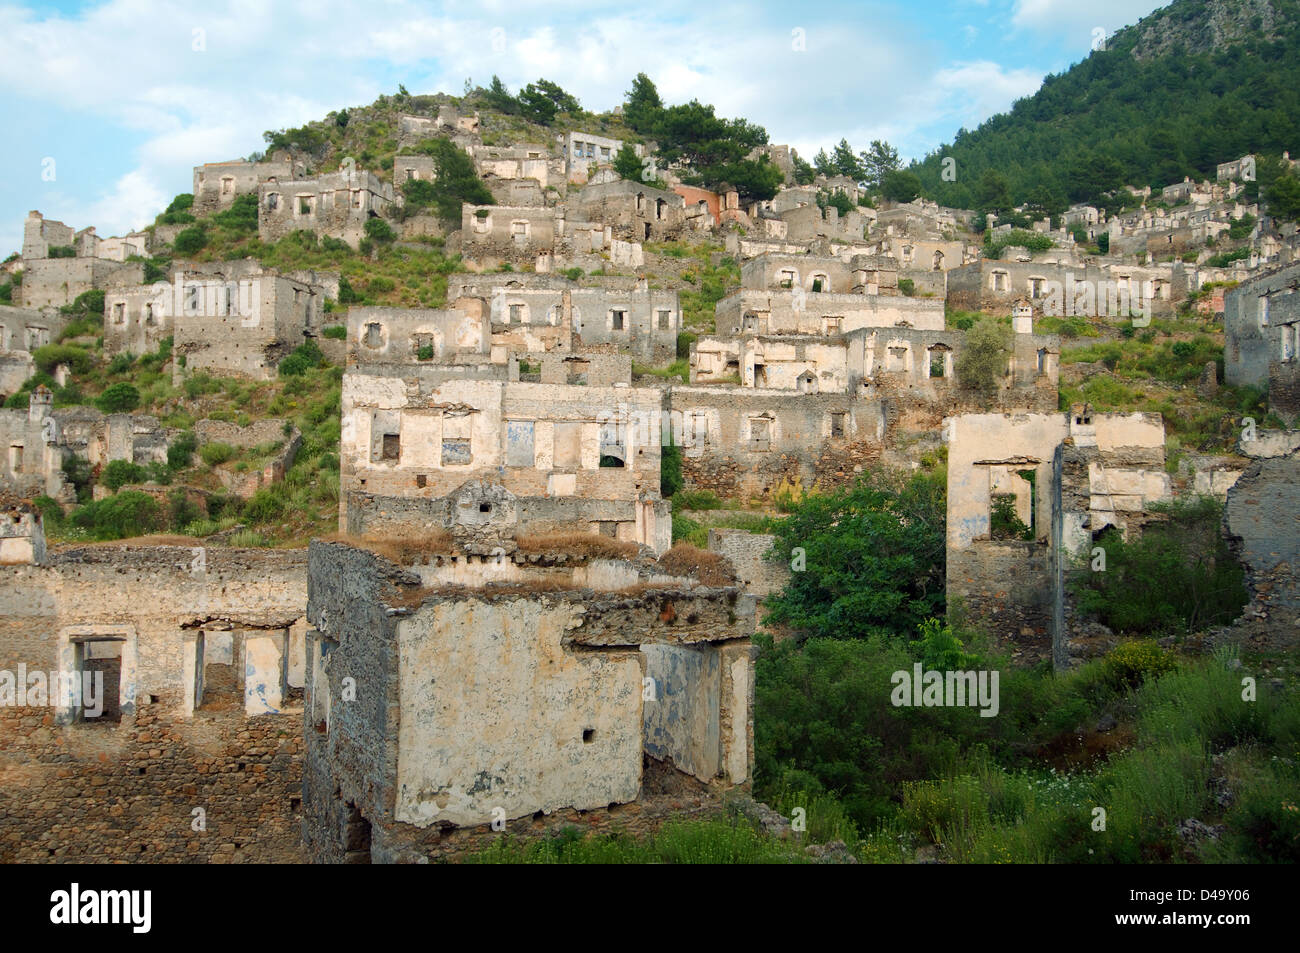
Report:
911,0,1300,207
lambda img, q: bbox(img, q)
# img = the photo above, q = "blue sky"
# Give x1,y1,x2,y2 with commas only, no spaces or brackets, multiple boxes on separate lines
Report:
0,0,1166,255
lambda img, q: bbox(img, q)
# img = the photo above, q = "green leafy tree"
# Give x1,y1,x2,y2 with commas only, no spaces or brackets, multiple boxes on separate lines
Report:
956,316,1011,395
364,217,396,244
791,150,816,185
830,138,865,180
859,139,900,189
623,73,664,133
974,169,1014,218
764,468,947,641
95,382,140,413
172,226,207,257
413,137,495,222
880,169,922,203
613,143,645,181
1071,496,1248,634
101,460,147,491
482,75,518,114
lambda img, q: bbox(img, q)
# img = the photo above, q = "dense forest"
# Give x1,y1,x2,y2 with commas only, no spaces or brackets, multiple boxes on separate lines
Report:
908,0,1300,210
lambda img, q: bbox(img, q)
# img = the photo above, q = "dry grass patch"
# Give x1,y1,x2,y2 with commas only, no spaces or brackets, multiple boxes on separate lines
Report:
515,531,641,561
656,544,735,586
321,528,455,564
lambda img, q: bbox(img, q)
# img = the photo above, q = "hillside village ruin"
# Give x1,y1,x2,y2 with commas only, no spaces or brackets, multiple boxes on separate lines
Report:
1,92,1298,864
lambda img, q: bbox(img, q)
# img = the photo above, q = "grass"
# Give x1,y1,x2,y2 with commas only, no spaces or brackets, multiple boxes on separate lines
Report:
462,818,806,864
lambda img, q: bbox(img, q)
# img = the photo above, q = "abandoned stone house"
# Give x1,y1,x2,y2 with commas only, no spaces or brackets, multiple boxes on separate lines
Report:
258,170,396,248
563,131,636,183
103,284,173,358
667,385,887,498
946,258,1181,317
168,268,325,381
192,156,303,216
690,320,1059,406
0,386,181,500
301,533,755,862
1224,261,1300,424
447,273,680,363
392,154,437,189
0,305,66,395
397,109,480,150
0,517,309,862
472,143,564,190
570,180,695,243
339,369,672,552
22,210,149,264
715,283,945,337
944,409,1170,663
19,212,146,309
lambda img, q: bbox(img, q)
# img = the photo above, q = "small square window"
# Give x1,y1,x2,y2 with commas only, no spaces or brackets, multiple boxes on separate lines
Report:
381,433,400,461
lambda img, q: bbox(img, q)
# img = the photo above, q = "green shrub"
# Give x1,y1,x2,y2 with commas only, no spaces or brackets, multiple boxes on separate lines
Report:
279,338,325,377
167,431,197,470
243,487,286,524
73,490,161,540
898,278,916,296
322,324,347,340
107,352,135,375
32,495,64,528
1071,497,1248,635
167,488,202,532
95,382,140,413
100,459,147,491
416,344,434,360
32,344,92,376
660,439,684,498
1102,639,1177,689
676,331,697,360
172,226,208,256
364,218,396,244
199,442,236,466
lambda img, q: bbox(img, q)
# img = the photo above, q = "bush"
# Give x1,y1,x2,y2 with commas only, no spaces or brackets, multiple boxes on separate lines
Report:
1071,496,1248,635
279,339,325,377
167,431,197,470
32,344,92,376
1102,639,1178,689
956,317,1011,395
243,488,286,524
898,278,916,296
100,459,147,491
676,331,697,360
65,289,105,316
364,218,396,244
199,442,236,466
322,324,347,339
167,489,202,532
172,226,207,256
74,490,161,540
210,193,258,231
661,439,684,498
95,382,140,413
32,495,64,529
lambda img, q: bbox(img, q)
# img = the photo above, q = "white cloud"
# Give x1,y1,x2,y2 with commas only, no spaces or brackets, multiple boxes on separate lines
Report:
0,0,1075,243
1010,0,1165,46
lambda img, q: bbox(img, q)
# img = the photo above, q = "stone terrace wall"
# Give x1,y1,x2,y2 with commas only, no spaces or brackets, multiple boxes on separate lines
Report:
0,696,302,863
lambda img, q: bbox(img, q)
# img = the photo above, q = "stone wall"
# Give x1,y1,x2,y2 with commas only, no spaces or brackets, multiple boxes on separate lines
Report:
0,699,302,863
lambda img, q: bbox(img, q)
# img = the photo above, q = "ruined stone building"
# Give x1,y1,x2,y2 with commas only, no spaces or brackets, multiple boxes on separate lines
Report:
944,410,1171,664
1224,261,1300,424
0,305,67,395
0,513,308,862
166,267,326,380
340,305,673,551
302,533,755,862
563,131,637,183
1,386,181,501
715,252,945,335
192,156,303,216
19,211,146,309
569,180,698,242
946,257,1183,317
447,273,680,363
258,170,396,248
